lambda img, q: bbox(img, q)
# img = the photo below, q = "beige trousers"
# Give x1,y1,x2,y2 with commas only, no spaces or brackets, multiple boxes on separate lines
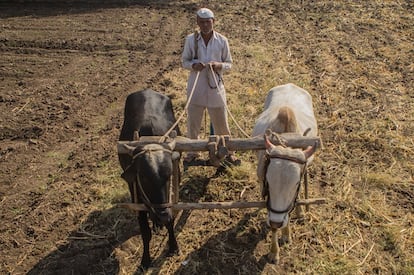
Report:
187,104,231,139
186,104,232,157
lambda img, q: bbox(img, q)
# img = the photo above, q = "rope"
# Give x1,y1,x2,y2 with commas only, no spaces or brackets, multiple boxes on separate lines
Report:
271,132,287,148
161,63,251,142
160,71,201,142
208,64,250,138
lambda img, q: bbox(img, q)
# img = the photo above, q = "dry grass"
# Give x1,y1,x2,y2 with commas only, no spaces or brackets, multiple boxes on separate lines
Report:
0,1,413,274
158,1,414,274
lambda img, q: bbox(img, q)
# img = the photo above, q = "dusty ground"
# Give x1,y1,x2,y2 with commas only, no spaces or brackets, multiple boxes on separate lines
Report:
0,1,413,274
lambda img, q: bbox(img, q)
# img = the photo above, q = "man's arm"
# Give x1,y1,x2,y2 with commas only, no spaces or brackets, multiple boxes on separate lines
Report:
220,37,232,72
182,34,197,70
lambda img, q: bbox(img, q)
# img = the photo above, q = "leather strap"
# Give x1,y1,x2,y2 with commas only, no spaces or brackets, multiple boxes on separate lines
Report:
194,31,199,60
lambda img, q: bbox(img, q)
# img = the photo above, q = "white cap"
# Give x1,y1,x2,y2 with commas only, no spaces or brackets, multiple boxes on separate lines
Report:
197,8,214,19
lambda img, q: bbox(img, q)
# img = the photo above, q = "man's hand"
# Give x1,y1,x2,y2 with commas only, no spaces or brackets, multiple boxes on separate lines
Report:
209,62,222,72
192,62,205,71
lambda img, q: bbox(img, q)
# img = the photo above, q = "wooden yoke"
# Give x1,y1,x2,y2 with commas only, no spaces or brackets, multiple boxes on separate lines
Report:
207,135,230,166
117,133,321,155
207,136,219,166
117,132,325,214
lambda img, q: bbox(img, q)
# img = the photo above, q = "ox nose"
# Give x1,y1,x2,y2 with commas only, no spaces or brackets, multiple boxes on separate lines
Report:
156,208,172,225
269,220,284,229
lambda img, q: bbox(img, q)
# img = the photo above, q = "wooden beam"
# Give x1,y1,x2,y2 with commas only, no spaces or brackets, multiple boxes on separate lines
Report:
117,134,321,154
117,198,326,211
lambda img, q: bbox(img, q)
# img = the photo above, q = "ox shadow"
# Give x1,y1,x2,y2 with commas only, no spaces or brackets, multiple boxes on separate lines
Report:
27,175,213,274
27,200,139,275
131,174,213,274
28,168,267,274
173,210,270,275
144,169,273,274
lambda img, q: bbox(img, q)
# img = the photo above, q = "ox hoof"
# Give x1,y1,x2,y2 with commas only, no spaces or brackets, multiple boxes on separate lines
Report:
168,242,179,256
168,248,180,257
140,258,152,270
267,253,279,265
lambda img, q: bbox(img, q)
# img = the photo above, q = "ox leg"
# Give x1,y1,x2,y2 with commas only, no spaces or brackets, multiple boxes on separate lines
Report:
295,205,304,221
280,223,292,245
295,194,304,222
166,221,179,256
128,182,136,203
138,211,152,269
268,228,280,264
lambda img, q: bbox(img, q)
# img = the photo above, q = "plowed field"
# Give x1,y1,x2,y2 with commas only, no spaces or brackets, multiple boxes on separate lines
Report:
1,1,413,274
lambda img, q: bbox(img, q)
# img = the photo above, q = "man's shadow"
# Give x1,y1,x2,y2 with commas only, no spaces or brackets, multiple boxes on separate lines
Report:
27,199,138,275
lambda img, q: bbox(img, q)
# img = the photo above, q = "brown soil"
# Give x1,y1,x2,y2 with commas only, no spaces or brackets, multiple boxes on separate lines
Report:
1,1,413,274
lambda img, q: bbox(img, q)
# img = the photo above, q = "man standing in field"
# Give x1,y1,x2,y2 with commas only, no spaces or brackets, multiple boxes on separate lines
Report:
181,7,240,166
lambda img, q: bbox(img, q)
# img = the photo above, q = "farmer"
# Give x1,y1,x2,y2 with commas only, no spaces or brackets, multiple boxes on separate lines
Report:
181,7,240,166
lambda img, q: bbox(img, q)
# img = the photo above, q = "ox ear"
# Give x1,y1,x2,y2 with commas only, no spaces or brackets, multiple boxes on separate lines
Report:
121,165,137,184
122,144,137,157
167,139,176,151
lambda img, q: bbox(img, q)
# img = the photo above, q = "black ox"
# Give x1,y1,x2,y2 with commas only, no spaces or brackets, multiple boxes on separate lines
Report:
118,89,181,269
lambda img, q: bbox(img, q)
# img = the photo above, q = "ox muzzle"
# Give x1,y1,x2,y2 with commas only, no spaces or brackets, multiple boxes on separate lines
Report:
149,206,173,227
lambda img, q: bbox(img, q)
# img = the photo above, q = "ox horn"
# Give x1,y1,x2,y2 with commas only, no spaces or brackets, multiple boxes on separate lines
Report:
264,134,275,150
123,144,137,156
133,130,140,141
303,141,319,159
303,128,311,136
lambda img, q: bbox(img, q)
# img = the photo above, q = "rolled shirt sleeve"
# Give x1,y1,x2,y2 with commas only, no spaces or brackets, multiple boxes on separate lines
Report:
182,34,197,70
219,36,232,73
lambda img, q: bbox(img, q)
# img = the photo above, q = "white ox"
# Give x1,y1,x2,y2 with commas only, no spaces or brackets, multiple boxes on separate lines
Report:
252,83,318,264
